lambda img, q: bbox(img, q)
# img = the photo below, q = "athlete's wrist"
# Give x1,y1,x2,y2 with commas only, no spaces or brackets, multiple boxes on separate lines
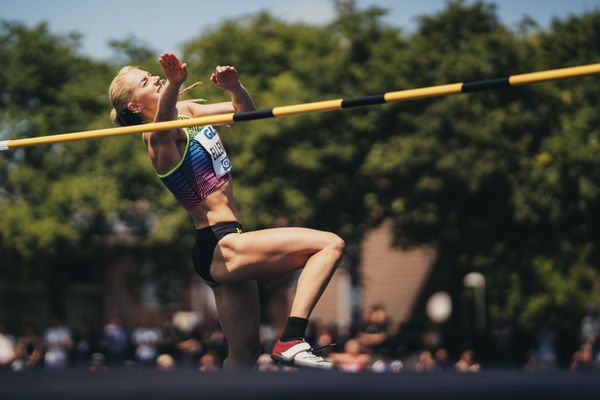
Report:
165,79,185,89
226,84,247,96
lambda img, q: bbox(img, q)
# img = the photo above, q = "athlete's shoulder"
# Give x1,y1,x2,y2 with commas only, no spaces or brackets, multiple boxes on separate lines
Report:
176,101,194,117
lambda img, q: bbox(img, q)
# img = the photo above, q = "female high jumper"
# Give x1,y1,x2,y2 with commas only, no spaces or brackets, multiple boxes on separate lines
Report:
108,53,344,369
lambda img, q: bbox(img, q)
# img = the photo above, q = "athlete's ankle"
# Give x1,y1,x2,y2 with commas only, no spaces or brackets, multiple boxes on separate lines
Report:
280,316,308,342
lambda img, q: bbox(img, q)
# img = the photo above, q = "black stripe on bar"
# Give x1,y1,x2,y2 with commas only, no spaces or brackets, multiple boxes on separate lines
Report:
461,77,511,93
233,108,275,122
341,94,386,108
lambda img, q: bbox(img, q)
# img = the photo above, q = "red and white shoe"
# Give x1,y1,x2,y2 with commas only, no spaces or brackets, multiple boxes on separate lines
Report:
271,339,333,370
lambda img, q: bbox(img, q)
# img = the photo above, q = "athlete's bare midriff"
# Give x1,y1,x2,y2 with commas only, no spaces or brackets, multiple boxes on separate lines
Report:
187,180,240,229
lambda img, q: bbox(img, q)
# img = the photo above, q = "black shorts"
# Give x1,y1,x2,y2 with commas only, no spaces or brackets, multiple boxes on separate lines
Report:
192,221,243,287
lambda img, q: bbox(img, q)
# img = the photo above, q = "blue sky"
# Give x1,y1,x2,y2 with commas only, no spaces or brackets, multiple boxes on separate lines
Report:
1,0,599,60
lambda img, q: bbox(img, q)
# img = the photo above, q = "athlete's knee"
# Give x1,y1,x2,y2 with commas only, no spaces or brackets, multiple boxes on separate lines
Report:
325,232,345,257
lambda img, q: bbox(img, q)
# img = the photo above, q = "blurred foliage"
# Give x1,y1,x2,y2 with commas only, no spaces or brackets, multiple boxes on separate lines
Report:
1,0,600,365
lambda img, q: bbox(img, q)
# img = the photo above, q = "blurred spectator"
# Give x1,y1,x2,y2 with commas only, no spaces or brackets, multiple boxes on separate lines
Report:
131,318,162,367
159,318,179,360
257,353,279,372
330,338,371,372
172,314,204,368
199,351,220,372
455,350,481,373
357,304,390,353
491,314,515,367
371,349,403,373
570,344,596,371
44,319,73,369
88,352,108,372
103,313,130,366
12,326,43,370
415,350,436,372
156,353,176,371
72,322,100,369
523,350,542,372
434,348,451,371
6,303,600,373
537,326,558,370
421,325,442,350
0,325,16,370
371,358,403,373
581,304,600,364
581,304,599,344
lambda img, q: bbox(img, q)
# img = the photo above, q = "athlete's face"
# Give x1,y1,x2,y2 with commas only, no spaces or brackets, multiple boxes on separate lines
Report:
126,68,164,114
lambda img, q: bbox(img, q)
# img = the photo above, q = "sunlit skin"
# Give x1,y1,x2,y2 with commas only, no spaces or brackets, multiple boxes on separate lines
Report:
122,53,344,367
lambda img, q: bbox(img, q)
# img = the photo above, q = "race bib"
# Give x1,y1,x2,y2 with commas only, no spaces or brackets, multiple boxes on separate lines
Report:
193,125,232,178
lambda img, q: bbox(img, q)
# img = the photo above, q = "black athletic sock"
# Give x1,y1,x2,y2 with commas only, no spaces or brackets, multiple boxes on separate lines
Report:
280,317,308,342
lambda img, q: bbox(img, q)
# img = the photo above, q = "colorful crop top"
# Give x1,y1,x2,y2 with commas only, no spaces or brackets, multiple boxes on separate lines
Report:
158,116,231,211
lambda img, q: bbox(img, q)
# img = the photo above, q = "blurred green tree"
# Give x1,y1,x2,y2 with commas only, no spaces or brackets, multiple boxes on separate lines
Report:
0,21,171,325
361,1,600,364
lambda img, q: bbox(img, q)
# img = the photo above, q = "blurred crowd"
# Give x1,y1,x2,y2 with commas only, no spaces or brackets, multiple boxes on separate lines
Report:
0,303,598,373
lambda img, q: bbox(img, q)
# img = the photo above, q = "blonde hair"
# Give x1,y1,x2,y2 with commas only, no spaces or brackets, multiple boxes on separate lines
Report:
108,66,142,126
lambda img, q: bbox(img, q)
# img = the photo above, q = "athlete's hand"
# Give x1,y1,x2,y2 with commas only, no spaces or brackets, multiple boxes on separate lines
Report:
210,66,241,91
159,53,188,85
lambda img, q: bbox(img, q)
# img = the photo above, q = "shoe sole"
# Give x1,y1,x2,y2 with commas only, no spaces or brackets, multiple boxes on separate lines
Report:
271,355,333,370
271,354,294,366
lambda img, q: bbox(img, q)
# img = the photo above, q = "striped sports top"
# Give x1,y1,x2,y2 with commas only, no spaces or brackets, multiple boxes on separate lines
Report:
157,116,230,211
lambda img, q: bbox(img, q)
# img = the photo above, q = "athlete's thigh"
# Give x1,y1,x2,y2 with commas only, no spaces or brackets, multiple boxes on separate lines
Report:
213,281,260,358
213,227,338,282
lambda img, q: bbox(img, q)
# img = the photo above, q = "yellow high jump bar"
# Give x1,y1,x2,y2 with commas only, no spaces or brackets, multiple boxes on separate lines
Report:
2,63,600,151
